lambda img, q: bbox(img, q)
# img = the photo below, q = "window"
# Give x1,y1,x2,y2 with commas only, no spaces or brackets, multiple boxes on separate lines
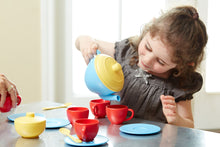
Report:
205,0,220,93
72,0,165,97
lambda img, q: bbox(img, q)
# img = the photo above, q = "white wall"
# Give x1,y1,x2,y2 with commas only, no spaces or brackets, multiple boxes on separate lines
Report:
0,0,41,103
193,0,220,130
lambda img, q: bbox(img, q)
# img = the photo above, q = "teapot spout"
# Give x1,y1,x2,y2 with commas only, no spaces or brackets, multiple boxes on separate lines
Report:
99,95,120,101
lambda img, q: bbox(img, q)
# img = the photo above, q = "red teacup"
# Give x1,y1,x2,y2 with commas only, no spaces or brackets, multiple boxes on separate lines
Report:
74,119,99,142
0,93,21,112
67,107,89,125
106,105,134,125
90,99,110,118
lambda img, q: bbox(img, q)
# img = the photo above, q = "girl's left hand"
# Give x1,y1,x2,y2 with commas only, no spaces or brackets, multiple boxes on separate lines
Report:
160,95,178,124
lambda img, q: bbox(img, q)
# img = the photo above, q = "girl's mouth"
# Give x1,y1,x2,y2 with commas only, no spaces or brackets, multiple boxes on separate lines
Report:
140,60,151,70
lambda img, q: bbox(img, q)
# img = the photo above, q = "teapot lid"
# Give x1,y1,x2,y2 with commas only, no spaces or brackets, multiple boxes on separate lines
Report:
95,54,124,92
15,112,46,124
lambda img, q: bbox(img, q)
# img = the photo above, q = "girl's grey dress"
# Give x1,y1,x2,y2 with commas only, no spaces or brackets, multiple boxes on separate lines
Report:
114,39,202,123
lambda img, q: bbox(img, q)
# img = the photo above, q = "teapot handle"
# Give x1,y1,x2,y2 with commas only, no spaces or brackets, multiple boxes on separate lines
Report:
88,50,101,63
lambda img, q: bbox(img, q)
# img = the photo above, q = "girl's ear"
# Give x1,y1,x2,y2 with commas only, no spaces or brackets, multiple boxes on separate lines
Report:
188,62,195,66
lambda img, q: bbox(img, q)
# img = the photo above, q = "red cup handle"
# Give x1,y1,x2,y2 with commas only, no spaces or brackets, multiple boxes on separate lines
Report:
93,105,98,116
17,96,21,106
124,108,134,122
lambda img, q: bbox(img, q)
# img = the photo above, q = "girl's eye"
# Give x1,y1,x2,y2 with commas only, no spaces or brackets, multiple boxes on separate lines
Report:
145,44,152,51
157,59,165,66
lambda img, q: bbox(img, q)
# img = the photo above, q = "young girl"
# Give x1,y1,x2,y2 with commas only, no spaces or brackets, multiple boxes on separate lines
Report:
75,6,208,128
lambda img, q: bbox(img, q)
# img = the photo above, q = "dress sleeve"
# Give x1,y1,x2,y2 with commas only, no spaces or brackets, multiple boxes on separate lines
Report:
114,39,136,64
172,72,203,102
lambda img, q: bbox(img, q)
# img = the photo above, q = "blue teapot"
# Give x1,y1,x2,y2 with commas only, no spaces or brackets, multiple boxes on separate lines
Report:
85,51,124,101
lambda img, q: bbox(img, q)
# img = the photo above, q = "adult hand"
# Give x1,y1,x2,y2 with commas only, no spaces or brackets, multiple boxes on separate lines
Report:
0,73,19,108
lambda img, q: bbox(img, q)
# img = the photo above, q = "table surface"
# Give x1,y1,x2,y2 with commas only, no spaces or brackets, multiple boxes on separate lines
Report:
0,101,220,147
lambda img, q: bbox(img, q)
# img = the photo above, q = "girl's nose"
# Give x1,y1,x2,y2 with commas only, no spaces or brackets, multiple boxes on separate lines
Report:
143,54,154,67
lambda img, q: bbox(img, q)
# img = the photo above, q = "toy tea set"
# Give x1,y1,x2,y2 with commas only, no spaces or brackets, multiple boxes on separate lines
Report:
85,50,124,101
0,93,21,113
62,51,134,144
4,51,159,145
0,93,21,123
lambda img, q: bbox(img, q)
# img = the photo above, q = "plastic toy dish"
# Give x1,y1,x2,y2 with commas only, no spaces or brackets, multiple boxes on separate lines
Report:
46,118,70,128
1,108,16,123
119,123,161,135
64,135,109,146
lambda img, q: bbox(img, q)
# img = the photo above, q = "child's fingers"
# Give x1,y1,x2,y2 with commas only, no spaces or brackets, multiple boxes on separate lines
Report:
160,95,175,100
161,99,175,105
91,43,98,51
161,95,177,114
160,95,175,104
164,104,176,111
162,100,176,105
163,105,176,117
166,112,176,116
90,41,99,55
81,49,95,64
82,52,90,65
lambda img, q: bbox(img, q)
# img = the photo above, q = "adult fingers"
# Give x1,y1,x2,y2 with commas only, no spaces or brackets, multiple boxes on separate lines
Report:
8,85,17,108
0,90,7,107
0,74,7,107
8,81,19,96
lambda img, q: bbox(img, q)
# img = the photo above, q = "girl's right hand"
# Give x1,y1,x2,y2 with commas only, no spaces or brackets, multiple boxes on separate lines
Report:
76,36,99,65
160,95,178,124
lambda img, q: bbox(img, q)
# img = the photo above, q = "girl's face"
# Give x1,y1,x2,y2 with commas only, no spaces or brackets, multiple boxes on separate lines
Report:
138,33,177,78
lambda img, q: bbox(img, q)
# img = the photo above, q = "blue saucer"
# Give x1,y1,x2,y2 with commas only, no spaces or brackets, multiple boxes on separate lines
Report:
119,123,161,135
64,135,109,146
7,113,45,121
46,118,70,128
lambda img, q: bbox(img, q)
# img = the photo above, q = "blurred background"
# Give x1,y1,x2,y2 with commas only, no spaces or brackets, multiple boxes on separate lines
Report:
0,0,219,131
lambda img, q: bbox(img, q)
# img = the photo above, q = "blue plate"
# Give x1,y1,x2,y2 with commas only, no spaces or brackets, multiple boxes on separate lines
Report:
119,123,161,135
7,113,45,122
46,118,70,128
64,135,109,146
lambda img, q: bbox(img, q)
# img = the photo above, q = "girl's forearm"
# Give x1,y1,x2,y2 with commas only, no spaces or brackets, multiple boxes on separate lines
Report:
169,115,194,128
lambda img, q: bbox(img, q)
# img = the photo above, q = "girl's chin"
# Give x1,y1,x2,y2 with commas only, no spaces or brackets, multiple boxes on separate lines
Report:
138,61,151,71
138,64,152,73
138,63,169,78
